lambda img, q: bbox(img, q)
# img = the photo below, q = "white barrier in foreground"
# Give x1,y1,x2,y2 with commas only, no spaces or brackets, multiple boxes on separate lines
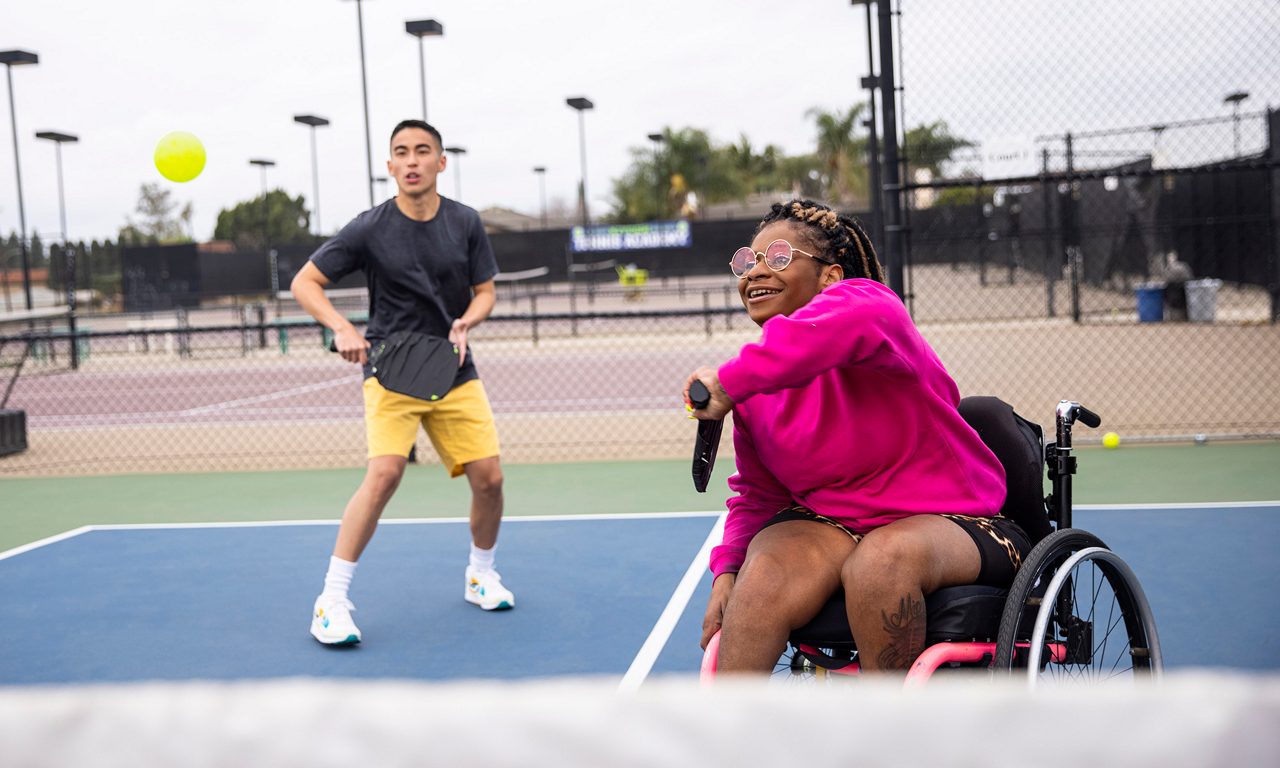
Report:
2,671,1277,767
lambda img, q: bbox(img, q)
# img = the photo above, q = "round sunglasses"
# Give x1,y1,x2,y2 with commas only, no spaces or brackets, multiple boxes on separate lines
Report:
730,239,835,278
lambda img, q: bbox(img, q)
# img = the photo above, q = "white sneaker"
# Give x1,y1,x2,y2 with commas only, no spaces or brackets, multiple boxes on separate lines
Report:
311,595,361,645
465,566,515,611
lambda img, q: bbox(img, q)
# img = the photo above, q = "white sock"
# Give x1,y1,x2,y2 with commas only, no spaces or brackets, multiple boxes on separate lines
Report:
322,556,357,601
469,543,496,573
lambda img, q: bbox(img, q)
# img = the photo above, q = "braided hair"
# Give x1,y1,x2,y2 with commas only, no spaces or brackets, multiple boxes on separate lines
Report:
755,199,885,284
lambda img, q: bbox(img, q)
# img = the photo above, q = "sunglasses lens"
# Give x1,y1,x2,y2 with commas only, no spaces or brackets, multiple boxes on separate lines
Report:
765,240,793,270
730,247,756,276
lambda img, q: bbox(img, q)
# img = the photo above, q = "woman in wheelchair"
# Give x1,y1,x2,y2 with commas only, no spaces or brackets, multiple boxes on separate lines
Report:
684,199,1032,675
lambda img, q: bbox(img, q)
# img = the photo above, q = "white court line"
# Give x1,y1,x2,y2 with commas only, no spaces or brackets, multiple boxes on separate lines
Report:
0,526,94,561
0,512,726,557
80,511,722,533
176,373,362,416
619,513,726,693
1077,501,1280,511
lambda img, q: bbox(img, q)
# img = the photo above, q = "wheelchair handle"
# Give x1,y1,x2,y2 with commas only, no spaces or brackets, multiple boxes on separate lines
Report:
1077,406,1101,429
1056,400,1101,431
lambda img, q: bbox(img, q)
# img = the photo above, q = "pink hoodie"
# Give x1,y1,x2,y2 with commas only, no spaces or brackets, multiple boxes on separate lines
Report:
710,279,1006,577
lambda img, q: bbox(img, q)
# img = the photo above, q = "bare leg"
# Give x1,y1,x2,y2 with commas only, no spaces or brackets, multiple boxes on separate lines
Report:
463,457,503,549
332,454,408,562
842,515,982,673
717,521,857,674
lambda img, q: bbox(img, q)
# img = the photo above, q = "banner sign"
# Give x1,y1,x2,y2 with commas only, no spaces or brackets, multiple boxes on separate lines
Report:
570,220,691,253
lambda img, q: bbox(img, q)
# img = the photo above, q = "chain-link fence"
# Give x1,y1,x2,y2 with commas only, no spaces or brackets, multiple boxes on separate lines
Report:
3,0,1277,477
2,270,1277,477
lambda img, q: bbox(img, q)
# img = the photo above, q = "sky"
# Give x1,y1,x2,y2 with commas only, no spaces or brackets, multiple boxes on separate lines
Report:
2,0,1276,245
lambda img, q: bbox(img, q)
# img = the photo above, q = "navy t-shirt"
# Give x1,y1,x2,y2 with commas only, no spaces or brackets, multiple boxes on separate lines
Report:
309,196,499,387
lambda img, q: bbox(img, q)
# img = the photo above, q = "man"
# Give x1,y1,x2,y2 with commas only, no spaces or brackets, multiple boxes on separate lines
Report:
292,119,513,646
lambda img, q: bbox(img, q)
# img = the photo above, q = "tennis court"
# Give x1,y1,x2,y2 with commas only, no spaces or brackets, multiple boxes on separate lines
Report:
3,495,1278,687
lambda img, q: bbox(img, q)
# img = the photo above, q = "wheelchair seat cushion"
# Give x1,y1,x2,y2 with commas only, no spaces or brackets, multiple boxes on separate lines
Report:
789,585,1009,648
959,396,1054,545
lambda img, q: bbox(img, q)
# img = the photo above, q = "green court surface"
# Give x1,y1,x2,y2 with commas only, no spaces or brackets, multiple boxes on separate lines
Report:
2,441,1278,554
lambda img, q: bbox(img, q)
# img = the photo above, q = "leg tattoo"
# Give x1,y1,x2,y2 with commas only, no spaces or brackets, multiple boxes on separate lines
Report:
876,593,927,670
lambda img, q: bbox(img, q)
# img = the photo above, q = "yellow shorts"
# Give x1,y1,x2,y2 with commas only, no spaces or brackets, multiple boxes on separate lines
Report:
363,377,500,477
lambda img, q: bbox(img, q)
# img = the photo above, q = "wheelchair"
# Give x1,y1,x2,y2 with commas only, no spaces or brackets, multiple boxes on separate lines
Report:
691,394,1163,687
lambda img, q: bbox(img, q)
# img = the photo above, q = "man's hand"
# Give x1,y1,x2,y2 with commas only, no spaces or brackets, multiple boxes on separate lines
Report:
449,319,469,367
683,366,734,420
333,325,371,365
701,572,736,649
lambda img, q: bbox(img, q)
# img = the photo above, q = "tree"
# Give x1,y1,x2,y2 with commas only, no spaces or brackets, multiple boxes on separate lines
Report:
118,183,194,245
213,190,312,250
807,103,871,207
903,120,976,177
607,128,786,223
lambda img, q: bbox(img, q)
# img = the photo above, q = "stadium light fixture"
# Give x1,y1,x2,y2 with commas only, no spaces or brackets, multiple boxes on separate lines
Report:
405,19,444,123
566,97,594,226
1,48,39,311
1223,91,1249,158
34,131,78,244
340,0,376,207
293,115,330,235
445,146,466,202
533,166,547,228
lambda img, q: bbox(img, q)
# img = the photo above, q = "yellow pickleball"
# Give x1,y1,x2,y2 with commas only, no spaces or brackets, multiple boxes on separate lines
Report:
154,131,206,183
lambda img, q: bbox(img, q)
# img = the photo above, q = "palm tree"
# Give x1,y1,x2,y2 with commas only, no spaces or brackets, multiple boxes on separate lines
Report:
807,103,870,206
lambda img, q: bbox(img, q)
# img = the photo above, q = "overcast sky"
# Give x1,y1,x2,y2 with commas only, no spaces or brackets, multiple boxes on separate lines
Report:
3,0,1276,245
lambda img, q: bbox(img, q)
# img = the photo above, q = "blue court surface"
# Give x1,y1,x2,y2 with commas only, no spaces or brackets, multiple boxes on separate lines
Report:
1,504,1277,686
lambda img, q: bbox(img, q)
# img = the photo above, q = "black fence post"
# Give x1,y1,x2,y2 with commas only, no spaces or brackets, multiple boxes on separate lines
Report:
256,303,267,349
1041,148,1057,318
176,307,191,358
65,243,79,370
703,290,712,339
530,294,539,346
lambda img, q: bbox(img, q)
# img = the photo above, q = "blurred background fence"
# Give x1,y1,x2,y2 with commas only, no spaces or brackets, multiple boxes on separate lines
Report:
3,0,1277,477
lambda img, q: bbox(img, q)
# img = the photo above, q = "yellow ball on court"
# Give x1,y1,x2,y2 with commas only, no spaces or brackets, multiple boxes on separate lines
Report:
154,131,206,182
1102,431,1121,449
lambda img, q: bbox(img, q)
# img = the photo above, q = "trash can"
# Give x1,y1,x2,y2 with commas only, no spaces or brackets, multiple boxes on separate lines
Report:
0,408,27,457
1185,278,1222,322
1135,283,1165,322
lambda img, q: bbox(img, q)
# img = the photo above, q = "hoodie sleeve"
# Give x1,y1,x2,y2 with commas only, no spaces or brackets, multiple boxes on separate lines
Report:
709,418,794,576
718,280,915,404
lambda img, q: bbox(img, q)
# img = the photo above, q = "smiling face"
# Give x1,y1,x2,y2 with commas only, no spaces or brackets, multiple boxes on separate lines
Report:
737,220,844,326
387,126,445,198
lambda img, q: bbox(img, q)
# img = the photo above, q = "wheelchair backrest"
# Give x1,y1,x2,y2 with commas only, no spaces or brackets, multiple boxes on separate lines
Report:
958,396,1054,545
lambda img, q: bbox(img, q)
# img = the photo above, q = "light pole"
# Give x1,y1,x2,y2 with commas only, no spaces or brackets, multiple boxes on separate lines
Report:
293,114,329,235
249,159,276,298
566,97,594,227
341,0,375,207
36,130,79,366
34,131,77,245
1224,91,1249,159
647,132,665,219
444,146,466,202
405,19,444,123
2,49,38,311
533,166,547,228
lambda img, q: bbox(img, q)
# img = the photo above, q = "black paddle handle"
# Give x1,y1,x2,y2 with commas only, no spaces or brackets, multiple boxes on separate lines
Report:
689,379,723,493
690,380,712,410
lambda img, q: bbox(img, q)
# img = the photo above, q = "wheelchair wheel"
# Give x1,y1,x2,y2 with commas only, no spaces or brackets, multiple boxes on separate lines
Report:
994,529,1162,685
772,644,855,685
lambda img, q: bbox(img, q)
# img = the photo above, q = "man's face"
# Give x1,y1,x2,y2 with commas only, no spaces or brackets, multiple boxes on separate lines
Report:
387,127,445,196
